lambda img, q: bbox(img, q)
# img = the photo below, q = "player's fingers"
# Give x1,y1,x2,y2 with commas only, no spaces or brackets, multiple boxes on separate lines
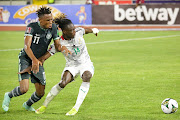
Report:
34,69,37,74
39,61,42,66
68,50,72,55
36,66,39,74
17,71,23,74
32,65,38,74
31,67,36,74
61,50,65,53
65,51,68,56
17,69,31,74
18,70,26,74
27,70,31,74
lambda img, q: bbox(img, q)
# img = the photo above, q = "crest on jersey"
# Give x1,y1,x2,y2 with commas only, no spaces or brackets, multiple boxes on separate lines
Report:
26,27,32,34
46,32,52,39
78,37,82,45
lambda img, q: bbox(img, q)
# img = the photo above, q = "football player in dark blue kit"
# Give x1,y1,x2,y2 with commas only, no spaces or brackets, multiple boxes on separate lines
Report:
2,6,71,112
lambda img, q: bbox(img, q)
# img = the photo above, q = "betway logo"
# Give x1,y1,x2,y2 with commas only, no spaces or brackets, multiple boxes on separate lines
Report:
114,5,179,25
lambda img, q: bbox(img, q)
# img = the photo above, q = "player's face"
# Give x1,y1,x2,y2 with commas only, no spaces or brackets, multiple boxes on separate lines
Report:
64,23,76,39
39,14,53,29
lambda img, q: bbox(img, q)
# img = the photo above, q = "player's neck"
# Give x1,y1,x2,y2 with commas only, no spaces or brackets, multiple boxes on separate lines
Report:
38,21,46,30
63,35,71,40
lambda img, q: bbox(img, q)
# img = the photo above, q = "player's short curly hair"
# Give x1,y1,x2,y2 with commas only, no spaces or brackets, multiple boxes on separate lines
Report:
36,6,51,18
54,13,72,30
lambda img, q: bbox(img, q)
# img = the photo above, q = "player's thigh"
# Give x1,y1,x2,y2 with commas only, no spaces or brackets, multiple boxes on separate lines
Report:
31,66,46,85
18,56,31,82
80,62,94,79
61,67,78,80
62,70,73,82
18,56,31,93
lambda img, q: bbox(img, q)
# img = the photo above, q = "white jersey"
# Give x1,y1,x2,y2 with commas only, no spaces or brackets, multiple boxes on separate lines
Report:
48,27,91,67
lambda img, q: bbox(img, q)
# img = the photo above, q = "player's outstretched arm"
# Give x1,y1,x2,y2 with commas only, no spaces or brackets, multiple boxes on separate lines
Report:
85,28,99,36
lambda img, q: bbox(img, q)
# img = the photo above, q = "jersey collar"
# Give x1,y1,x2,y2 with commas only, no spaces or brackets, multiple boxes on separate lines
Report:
61,36,65,40
61,35,74,41
38,21,46,31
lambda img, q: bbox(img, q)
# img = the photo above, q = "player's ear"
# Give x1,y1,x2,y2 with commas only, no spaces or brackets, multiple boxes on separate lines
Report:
38,16,43,22
62,30,66,35
38,18,41,22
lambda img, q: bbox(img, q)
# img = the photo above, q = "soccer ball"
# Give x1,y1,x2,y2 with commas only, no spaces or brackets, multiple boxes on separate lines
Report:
161,98,178,114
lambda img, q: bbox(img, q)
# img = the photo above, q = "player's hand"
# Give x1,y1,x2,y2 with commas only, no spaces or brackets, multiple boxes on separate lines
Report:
31,59,42,74
92,28,99,36
61,46,72,56
17,66,32,74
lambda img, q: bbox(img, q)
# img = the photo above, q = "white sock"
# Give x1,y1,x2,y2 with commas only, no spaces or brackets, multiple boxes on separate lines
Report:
74,82,90,111
43,83,63,107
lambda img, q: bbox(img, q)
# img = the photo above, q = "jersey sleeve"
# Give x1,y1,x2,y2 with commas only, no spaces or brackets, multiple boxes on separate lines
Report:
75,27,85,37
24,23,34,37
48,44,58,56
52,24,60,40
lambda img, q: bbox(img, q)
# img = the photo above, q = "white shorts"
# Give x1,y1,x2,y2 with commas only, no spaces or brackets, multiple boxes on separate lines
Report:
61,62,94,80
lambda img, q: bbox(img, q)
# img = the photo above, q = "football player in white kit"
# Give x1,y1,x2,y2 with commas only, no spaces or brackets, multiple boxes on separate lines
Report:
19,15,99,115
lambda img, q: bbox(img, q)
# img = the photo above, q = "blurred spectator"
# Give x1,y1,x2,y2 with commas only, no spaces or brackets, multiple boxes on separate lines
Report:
76,6,87,24
86,0,94,4
136,0,144,7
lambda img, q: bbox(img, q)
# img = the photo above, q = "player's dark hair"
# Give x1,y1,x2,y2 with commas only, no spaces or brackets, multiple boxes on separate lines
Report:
36,6,51,18
54,13,72,30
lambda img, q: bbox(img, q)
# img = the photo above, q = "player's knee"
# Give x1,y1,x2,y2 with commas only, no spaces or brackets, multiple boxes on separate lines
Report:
39,92,45,97
82,71,92,82
59,80,66,88
20,87,28,94
20,80,29,94
36,91,45,97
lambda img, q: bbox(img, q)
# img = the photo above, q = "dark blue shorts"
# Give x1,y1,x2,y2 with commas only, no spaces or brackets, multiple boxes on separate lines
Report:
18,54,46,85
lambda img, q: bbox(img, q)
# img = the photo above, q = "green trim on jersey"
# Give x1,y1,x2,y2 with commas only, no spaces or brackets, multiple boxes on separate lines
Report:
57,29,59,36
18,57,22,81
24,34,33,36
38,21,46,31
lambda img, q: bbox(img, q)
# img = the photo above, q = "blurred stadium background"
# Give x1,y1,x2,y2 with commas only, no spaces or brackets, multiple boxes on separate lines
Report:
0,0,180,31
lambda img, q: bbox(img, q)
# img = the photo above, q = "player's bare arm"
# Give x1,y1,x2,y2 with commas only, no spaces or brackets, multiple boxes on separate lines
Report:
24,36,42,74
85,28,93,34
38,51,52,64
85,28,99,36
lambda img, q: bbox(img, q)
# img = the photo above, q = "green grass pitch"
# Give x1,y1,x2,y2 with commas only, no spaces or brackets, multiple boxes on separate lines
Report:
0,30,180,120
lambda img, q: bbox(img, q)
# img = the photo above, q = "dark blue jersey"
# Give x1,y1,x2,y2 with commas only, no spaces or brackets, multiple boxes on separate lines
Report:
20,22,59,59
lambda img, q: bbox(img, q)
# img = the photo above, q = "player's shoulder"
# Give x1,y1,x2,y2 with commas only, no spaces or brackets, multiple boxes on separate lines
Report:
75,27,84,32
75,27,85,36
25,22,38,34
27,22,38,26
27,22,39,29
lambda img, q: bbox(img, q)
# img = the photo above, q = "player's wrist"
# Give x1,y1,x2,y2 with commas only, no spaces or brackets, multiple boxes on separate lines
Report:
60,45,65,52
32,58,38,63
